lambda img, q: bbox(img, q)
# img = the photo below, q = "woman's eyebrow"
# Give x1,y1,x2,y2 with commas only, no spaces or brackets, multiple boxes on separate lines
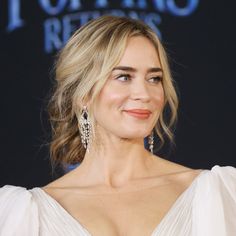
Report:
112,66,136,72
148,67,163,73
112,66,163,73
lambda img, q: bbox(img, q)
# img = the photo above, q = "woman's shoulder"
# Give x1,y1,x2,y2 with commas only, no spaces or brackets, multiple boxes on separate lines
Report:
156,157,236,181
200,165,236,194
0,184,37,201
194,164,236,208
201,164,236,185
192,165,236,234
1,184,29,193
210,164,236,176
0,184,34,203
154,158,236,195
0,185,39,235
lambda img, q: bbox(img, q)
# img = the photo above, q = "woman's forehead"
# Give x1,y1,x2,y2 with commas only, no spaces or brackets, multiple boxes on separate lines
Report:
116,36,161,69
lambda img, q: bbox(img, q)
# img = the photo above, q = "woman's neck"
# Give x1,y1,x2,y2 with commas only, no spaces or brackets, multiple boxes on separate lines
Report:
74,136,155,188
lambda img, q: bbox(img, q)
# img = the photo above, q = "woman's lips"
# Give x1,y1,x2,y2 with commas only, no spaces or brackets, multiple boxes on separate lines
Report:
123,109,152,119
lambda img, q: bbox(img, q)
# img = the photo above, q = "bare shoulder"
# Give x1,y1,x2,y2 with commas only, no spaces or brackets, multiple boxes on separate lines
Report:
41,164,95,200
150,154,194,172
150,155,202,185
41,169,78,197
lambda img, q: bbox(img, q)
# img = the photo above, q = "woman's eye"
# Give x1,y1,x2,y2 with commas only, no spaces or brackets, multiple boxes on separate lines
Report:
149,76,162,83
116,74,131,81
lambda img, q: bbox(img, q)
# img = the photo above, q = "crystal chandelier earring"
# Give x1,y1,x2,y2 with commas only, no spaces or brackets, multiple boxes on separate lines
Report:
148,130,154,154
79,106,91,151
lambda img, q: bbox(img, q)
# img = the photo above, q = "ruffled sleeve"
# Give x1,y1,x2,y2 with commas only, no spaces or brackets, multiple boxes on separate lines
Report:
0,185,39,236
192,165,236,236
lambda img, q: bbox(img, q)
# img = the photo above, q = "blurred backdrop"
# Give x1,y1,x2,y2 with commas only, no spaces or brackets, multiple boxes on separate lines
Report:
0,0,235,188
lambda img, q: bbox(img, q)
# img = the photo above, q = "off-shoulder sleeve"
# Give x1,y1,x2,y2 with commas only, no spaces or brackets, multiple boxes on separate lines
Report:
193,165,236,236
0,185,39,236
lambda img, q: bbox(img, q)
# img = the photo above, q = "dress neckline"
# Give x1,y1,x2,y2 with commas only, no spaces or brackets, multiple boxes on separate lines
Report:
33,169,208,236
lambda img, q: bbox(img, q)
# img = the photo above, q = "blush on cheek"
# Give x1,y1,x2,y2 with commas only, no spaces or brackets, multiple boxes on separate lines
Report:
154,93,165,108
106,94,128,110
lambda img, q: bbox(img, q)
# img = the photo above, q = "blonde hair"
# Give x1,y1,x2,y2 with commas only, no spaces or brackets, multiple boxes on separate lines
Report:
47,15,179,168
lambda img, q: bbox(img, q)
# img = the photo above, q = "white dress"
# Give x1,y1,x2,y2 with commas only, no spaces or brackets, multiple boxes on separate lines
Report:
0,165,236,236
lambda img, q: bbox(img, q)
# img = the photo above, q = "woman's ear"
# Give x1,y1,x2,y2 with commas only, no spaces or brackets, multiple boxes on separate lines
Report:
80,100,89,110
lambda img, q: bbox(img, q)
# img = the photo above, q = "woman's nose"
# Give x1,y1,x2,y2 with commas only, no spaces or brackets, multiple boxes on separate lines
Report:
130,79,151,102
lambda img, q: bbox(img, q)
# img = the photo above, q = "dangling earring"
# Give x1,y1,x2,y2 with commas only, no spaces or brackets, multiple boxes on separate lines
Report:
148,130,154,154
79,106,91,151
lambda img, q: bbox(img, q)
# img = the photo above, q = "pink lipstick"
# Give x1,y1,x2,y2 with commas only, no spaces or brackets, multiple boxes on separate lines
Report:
124,109,151,119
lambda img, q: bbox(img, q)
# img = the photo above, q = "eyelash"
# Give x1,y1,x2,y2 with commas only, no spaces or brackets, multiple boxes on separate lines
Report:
115,74,162,83
116,74,131,81
149,76,162,83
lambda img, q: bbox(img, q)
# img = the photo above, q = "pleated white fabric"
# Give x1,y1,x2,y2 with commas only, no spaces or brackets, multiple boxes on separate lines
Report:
0,165,236,236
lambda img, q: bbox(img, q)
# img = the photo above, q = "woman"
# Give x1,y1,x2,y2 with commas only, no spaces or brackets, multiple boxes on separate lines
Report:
0,15,235,236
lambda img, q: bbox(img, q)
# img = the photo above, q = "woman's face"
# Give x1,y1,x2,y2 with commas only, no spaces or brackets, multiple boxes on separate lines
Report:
93,36,165,139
